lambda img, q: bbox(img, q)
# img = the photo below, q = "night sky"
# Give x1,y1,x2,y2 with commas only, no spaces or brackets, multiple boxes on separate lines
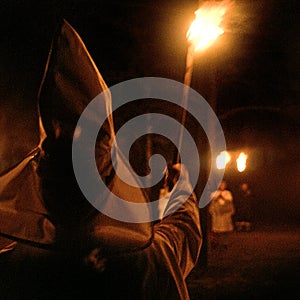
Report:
57,0,300,115
2,0,299,112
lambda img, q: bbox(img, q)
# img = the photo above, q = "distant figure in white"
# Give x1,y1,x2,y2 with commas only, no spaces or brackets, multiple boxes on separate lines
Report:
209,180,235,250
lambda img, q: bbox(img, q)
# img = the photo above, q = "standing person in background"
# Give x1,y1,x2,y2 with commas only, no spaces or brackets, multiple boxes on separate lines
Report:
235,182,254,232
208,180,235,250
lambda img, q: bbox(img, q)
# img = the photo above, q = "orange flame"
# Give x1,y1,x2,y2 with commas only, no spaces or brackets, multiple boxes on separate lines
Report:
187,1,228,51
236,152,248,172
216,150,231,170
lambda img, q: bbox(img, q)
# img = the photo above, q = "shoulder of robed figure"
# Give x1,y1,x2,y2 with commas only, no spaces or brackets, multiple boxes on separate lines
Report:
222,190,233,201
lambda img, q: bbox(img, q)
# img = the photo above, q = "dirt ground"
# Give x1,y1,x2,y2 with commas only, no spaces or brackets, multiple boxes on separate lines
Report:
187,224,300,299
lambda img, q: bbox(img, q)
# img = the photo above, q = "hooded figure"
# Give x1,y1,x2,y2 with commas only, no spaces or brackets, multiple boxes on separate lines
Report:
0,12,202,299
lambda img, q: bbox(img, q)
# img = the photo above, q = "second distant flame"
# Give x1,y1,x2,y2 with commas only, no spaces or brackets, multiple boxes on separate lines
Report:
236,152,248,172
187,1,228,51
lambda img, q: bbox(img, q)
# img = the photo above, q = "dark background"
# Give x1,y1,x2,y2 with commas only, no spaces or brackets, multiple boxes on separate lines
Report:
1,0,299,225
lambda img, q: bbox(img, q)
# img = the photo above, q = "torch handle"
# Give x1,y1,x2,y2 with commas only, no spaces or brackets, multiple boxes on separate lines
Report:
176,45,195,163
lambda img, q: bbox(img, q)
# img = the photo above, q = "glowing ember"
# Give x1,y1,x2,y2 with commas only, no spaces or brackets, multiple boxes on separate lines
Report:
187,1,228,51
236,152,248,172
216,150,231,170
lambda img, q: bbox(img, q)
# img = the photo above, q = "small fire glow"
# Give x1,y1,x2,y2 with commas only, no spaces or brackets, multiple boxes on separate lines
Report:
216,150,231,170
187,1,228,51
236,152,248,172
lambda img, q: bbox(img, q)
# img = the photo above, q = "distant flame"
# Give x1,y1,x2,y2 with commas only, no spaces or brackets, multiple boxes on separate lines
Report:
216,151,231,170
236,152,248,172
187,1,228,51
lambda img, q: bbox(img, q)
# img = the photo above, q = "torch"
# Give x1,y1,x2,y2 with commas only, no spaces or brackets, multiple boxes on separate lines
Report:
176,1,228,163
175,1,229,269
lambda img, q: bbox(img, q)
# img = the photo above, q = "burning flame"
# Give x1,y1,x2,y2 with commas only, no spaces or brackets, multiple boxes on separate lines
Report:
187,1,228,51
236,152,248,172
216,151,231,170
